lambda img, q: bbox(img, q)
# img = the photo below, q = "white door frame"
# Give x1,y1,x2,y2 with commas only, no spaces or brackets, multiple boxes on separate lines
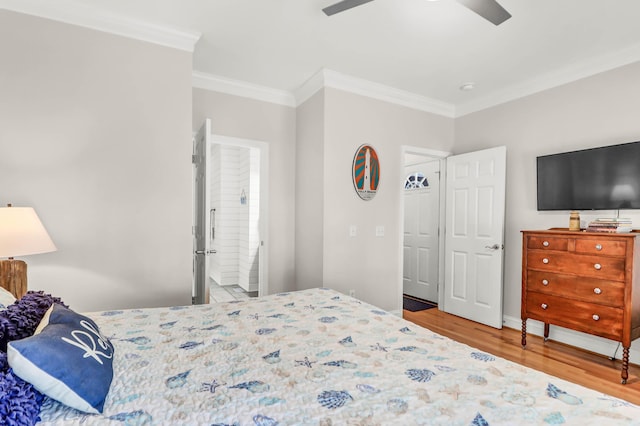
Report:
398,146,450,314
210,134,270,297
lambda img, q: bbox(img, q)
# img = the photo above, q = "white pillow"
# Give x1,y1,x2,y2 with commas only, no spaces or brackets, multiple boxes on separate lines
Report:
0,287,16,310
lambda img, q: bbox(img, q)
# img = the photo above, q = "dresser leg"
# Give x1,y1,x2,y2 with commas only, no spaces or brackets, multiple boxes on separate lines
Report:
621,346,630,385
521,319,527,348
543,323,550,342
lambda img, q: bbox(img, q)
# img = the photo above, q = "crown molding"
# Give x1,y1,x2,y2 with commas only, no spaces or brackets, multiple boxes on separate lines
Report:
194,68,455,116
294,71,327,107
5,1,640,115
0,0,200,52
455,42,640,117
295,69,455,118
192,71,296,107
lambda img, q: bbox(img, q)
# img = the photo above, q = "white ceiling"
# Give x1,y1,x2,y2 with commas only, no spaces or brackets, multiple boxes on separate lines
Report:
4,0,640,116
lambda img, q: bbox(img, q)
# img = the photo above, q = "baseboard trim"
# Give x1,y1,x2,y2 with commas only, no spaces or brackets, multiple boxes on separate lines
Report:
503,314,640,366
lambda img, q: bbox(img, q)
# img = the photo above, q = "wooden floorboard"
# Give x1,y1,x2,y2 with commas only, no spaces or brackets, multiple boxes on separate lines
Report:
403,307,640,406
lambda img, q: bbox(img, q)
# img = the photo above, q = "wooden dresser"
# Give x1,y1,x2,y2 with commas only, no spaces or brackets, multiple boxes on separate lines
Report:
521,229,640,384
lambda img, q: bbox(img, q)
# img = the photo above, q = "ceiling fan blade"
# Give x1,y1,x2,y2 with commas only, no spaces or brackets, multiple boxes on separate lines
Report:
456,0,512,25
322,0,375,16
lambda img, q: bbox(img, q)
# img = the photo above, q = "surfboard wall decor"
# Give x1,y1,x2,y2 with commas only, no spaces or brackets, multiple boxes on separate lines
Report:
352,144,380,201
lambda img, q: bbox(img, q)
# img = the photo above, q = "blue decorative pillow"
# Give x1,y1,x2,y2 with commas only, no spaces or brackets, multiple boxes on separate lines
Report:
0,351,44,426
0,291,67,352
7,304,114,414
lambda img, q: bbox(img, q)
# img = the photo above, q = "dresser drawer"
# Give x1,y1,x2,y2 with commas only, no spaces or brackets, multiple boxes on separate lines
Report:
526,270,624,307
526,292,623,341
574,238,627,256
527,251,626,281
527,236,568,251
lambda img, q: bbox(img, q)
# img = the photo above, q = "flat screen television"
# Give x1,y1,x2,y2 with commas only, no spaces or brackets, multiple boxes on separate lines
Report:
537,141,640,211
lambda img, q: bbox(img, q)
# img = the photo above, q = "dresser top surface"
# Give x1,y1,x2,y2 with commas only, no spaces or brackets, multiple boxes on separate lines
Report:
522,228,639,238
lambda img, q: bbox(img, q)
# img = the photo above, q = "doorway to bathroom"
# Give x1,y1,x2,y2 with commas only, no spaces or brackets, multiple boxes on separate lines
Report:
208,135,269,301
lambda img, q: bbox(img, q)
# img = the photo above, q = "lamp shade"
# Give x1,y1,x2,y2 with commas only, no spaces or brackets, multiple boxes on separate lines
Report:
0,207,56,258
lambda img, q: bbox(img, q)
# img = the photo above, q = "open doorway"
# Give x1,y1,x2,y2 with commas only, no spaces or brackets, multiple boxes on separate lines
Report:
209,135,269,302
399,145,506,327
193,124,269,304
400,146,449,310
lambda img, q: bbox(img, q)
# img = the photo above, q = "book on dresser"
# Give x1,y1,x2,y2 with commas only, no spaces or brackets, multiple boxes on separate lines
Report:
586,218,633,233
521,228,640,384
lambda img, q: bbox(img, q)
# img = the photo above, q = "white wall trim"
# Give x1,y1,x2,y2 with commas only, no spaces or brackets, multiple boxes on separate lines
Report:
295,69,456,118
403,146,451,159
0,0,201,52
194,68,457,117
456,42,640,117
503,314,640,368
294,70,327,107
193,71,296,107
6,0,640,115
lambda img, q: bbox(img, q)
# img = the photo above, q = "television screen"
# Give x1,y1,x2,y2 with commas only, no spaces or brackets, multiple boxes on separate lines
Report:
537,141,640,211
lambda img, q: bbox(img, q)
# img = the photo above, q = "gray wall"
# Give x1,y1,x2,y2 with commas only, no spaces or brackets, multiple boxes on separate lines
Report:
0,10,194,311
192,89,297,294
295,90,325,290
455,61,640,322
320,88,454,311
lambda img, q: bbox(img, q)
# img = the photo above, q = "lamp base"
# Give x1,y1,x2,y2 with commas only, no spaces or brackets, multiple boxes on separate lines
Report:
0,259,27,299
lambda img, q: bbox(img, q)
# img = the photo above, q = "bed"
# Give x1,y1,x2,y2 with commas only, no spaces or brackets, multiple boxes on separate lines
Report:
2,287,640,425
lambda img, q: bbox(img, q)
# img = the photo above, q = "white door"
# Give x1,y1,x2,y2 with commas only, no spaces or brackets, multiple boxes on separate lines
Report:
193,119,213,305
403,161,440,302
443,146,506,328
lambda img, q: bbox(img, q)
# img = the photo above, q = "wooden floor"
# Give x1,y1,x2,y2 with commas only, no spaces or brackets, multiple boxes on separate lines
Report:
403,307,640,406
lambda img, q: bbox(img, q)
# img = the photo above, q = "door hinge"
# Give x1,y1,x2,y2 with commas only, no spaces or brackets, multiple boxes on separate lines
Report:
191,154,197,164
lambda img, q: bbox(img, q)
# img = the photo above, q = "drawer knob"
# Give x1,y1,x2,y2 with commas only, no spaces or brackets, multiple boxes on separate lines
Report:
594,263,602,270
543,241,550,247
541,303,548,310
595,244,603,251
592,314,600,321
594,287,602,295
542,279,549,286
542,258,549,264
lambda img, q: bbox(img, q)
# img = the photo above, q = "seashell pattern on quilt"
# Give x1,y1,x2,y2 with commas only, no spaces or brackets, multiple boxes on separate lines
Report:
37,288,640,425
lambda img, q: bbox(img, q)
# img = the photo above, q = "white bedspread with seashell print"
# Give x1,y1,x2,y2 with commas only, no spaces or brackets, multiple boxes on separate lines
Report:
38,288,640,425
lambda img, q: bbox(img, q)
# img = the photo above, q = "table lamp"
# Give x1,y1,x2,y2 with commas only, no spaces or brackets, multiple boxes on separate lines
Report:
0,204,56,298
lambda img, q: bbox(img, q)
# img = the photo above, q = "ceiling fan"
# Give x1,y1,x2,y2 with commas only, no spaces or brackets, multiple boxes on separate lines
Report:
322,0,512,26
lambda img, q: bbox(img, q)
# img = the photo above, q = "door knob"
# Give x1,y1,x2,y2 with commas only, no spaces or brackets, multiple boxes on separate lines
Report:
484,244,502,250
195,249,217,255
